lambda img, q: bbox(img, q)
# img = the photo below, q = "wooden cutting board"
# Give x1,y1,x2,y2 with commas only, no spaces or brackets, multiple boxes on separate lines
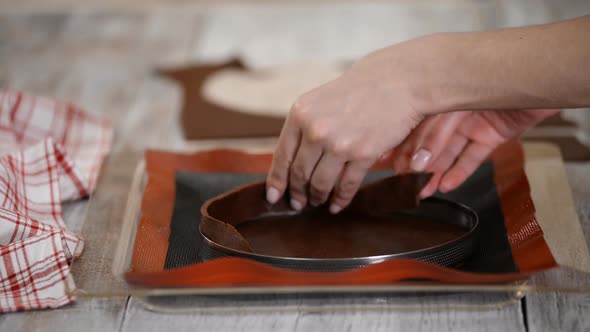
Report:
524,142,590,273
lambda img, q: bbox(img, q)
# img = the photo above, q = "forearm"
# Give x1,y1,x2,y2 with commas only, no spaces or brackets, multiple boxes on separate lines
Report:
379,16,590,114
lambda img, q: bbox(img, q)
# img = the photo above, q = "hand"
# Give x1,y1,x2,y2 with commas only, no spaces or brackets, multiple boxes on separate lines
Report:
391,108,560,198
265,52,423,214
265,18,587,212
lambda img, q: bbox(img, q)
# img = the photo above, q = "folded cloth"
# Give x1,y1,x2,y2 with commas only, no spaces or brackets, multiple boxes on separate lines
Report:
0,91,112,312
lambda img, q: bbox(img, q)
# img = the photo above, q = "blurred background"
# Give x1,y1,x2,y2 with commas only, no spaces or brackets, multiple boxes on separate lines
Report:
1,0,589,152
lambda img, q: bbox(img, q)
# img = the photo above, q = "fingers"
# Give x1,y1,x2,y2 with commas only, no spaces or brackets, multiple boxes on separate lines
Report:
391,134,417,174
432,109,558,193
419,134,468,198
308,153,346,207
331,160,373,214
378,149,394,162
266,115,301,203
288,136,324,210
391,115,438,173
410,112,465,172
439,142,495,192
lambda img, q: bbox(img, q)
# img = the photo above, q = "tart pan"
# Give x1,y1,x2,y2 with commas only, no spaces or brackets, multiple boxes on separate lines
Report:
198,174,479,272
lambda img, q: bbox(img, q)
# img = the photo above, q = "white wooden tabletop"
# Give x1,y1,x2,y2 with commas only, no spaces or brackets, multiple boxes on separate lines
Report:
1,2,590,331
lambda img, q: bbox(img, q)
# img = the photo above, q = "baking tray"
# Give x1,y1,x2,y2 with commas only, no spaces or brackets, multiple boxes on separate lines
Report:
70,142,590,313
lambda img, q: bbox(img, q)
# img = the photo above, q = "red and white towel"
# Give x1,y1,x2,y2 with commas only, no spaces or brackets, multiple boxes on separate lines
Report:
0,91,112,312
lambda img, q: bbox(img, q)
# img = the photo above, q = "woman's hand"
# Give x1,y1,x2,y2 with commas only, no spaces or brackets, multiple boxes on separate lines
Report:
265,15,590,213
391,108,559,198
265,52,424,214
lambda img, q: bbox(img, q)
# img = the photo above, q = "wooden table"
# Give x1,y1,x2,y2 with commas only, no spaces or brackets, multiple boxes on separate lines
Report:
1,2,590,331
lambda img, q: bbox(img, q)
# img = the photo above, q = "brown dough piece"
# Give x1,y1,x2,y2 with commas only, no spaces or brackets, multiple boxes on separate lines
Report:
536,113,577,127
525,112,590,161
523,136,590,161
159,59,286,139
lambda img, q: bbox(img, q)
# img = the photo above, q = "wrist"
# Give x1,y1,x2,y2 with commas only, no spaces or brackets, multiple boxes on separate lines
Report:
384,32,478,116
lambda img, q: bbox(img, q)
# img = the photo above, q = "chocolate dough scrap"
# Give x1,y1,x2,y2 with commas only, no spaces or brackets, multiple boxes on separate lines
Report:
536,113,577,127
159,59,286,139
523,136,590,161
526,112,590,161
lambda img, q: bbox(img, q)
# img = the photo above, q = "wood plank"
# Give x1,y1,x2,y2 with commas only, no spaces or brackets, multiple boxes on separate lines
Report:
525,143,590,272
495,0,590,27
122,295,526,332
0,12,68,63
525,292,590,332
0,298,128,332
55,9,199,68
189,2,499,68
116,74,185,151
525,163,590,332
0,0,494,13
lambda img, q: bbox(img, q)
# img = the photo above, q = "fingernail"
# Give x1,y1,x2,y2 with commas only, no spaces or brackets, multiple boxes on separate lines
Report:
440,177,457,192
291,199,303,211
440,181,453,193
378,151,391,161
410,149,432,172
266,187,280,204
329,203,342,214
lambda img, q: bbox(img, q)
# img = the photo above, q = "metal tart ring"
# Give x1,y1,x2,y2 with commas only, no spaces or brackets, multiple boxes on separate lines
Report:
198,197,479,272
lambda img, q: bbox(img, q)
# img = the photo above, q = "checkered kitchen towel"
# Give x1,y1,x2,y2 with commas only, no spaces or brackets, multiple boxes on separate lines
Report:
0,91,112,312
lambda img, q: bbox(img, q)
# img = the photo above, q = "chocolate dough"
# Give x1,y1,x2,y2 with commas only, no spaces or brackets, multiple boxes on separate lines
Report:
159,59,285,139
525,112,590,161
236,210,466,259
200,173,445,258
536,113,577,127
524,136,590,161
